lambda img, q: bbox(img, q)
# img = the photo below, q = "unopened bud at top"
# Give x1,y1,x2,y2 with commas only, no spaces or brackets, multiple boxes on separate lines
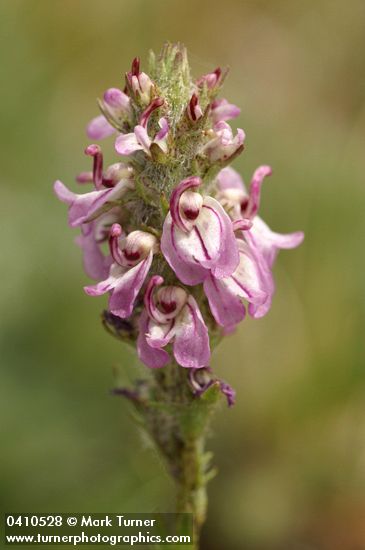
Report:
126,57,154,105
197,67,222,89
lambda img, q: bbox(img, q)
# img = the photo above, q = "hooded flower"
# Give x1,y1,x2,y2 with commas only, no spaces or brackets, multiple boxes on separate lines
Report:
161,176,239,285
201,121,245,163
84,224,158,318
137,276,210,369
115,98,169,157
203,221,272,329
87,87,131,140
54,145,134,227
214,165,304,320
216,165,304,268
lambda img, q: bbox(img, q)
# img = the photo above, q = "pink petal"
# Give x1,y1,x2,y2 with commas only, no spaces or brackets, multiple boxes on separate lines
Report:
109,251,153,318
171,203,223,267
173,297,210,369
245,165,272,219
248,217,304,268
211,99,241,123
146,317,176,348
84,264,126,296
155,117,169,142
134,125,152,154
55,179,129,227
137,311,170,369
203,197,239,279
160,213,207,285
54,180,75,204
87,115,116,140
216,167,246,192
224,240,270,304
115,132,144,156
204,274,246,327
76,222,111,280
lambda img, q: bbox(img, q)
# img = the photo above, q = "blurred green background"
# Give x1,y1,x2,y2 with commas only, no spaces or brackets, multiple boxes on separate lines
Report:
1,0,364,548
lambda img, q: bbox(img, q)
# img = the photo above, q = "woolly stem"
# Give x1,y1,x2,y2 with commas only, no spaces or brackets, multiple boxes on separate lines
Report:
175,435,208,547
140,362,220,548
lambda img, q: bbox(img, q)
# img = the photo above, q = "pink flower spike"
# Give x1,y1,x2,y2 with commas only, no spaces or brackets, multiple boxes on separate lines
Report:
169,176,202,232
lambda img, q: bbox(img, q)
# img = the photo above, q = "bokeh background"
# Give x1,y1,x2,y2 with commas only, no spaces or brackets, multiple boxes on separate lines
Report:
1,1,365,548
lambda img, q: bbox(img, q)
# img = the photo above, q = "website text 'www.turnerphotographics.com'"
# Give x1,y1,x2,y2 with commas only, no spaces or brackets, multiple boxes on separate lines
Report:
4,514,193,546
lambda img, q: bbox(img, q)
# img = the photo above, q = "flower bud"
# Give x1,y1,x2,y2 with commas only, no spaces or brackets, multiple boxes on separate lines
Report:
197,67,222,89
186,93,203,122
126,57,154,105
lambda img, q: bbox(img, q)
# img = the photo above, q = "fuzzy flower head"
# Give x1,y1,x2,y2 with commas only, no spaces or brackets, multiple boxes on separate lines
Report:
54,43,304,398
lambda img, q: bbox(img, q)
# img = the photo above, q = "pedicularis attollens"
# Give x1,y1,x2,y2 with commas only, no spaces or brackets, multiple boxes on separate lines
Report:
55,43,303,545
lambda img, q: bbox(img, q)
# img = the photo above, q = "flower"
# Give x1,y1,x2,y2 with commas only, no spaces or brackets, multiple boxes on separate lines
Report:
54,145,134,227
210,98,240,124
203,225,272,328
189,367,236,407
161,176,239,285
137,276,210,369
87,87,131,140
84,223,158,318
125,57,154,104
115,98,169,157
213,166,304,321
201,121,245,163
216,166,305,268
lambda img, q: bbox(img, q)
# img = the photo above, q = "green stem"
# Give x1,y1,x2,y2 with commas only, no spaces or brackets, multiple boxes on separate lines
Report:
175,435,207,547
123,361,221,549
